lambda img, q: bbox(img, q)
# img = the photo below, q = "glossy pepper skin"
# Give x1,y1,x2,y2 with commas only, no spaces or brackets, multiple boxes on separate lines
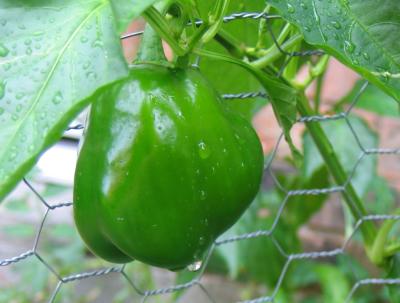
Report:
73,63,263,270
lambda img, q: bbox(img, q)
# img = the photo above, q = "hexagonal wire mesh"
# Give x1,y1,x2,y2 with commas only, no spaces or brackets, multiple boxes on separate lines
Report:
1,11,400,303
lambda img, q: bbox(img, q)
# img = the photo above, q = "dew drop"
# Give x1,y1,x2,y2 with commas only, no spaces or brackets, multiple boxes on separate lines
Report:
287,3,295,13
16,104,22,112
92,40,104,48
12,114,18,121
300,2,307,9
16,92,24,100
25,47,32,55
0,43,9,57
187,260,202,272
3,63,11,71
331,21,341,29
304,26,311,32
200,190,207,200
80,36,88,43
344,40,355,53
24,39,32,45
198,141,211,159
82,61,90,70
52,91,63,105
86,71,97,80
362,52,370,61
9,152,17,160
33,31,44,36
0,82,5,99
28,144,34,152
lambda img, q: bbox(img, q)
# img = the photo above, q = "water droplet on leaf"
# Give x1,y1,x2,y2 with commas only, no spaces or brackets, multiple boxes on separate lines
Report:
0,43,9,57
287,3,295,13
52,91,63,105
344,40,355,53
0,82,5,99
331,21,341,29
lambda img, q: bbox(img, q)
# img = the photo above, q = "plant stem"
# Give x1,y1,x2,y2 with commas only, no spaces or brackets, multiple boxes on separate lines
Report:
214,29,245,58
143,6,186,56
292,55,330,90
201,0,231,43
314,74,324,112
296,95,377,248
250,34,303,69
256,5,271,49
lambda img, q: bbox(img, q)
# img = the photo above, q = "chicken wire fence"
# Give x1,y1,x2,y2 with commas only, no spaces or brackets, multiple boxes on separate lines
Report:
1,11,400,303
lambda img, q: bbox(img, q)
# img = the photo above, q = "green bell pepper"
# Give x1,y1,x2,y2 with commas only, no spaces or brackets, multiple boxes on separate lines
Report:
73,24,263,270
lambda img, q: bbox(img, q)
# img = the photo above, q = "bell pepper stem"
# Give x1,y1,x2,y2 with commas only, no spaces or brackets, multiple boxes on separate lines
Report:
135,24,168,64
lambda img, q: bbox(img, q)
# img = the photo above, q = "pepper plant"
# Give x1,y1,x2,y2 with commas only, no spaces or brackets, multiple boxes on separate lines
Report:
0,0,399,301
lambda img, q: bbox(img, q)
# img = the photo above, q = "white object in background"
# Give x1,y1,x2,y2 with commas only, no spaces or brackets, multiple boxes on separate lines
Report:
36,140,78,186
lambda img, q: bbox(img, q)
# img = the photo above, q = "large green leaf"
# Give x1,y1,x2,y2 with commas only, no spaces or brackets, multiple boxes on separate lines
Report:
340,81,400,117
267,0,400,101
0,0,134,200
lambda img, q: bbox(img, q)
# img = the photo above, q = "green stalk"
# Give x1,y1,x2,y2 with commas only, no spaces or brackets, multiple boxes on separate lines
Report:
201,0,231,43
296,96,377,248
213,29,245,58
143,6,186,56
256,5,271,49
135,24,167,64
251,34,303,69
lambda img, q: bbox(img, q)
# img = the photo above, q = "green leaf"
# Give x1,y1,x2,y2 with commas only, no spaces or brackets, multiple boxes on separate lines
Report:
267,0,400,101
340,81,400,117
387,253,400,301
0,1,129,201
283,166,330,227
303,115,378,197
2,224,35,237
314,264,352,303
4,197,29,212
213,189,300,287
110,0,161,33
364,175,396,215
